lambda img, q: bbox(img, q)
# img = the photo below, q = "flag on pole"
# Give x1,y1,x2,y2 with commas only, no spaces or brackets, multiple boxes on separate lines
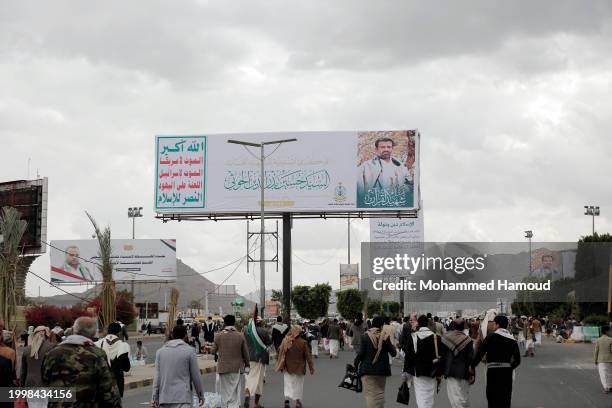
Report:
245,304,267,355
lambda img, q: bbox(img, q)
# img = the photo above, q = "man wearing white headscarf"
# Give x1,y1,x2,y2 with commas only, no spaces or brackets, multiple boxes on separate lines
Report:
403,315,446,408
95,322,131,397
20,326,54,408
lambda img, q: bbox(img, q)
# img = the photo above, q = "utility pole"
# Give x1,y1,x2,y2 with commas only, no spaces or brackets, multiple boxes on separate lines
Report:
348,218,351,264
228,138,297,319
128,206,143,305
525,230,533,274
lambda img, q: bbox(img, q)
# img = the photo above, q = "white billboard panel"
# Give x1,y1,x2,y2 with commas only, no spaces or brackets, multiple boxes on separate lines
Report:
155,130,420,213
50,239,177,283
369,216,424,243
340,264,359,290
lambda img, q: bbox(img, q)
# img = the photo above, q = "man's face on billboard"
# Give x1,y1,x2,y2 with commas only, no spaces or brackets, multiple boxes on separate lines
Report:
66,247,80,267
542,256,554,269
376,141,394,161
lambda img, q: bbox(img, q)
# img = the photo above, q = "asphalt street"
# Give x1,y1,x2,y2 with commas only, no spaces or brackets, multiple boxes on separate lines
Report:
123,337,612,408
127,335,167,364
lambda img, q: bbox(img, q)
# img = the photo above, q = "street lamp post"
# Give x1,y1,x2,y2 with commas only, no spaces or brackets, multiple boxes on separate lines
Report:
227,138,297,319
584,205,600,237
128,207,143,239
524,230,533,274
128,206,143,305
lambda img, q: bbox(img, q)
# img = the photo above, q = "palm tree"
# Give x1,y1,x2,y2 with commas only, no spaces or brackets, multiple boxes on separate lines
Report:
86,211,115,330
0,206,27,330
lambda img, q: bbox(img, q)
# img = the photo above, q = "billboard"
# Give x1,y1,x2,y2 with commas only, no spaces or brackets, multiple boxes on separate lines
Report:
340,264,359,290
0,178,48,255
50,239,176,283
370,216,424,243
155,130,420,214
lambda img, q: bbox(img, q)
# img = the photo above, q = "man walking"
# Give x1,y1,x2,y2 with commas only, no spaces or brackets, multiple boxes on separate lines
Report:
349,314,366,357
96,322,131,397
203,316,216,345
191,322,202,354
212,315,250,408
151,325,204,408
327,319,341,358
403,315,445,408
471,315,521,408
244,316,272,408
353,316,396,408
42,316,121,407
272,316,289,351
594,325,612,393
441,319,474,408
307,320,320,358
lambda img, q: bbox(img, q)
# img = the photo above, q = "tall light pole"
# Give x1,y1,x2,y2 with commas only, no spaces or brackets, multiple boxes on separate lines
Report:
128,206,143,239
524,230,533,275
128,206,143,305
584,205,600,237
228,138,297,319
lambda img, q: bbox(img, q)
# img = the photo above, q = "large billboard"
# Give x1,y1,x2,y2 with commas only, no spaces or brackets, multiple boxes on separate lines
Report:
50,239,176,283
0,178,48,255
155,130,420,214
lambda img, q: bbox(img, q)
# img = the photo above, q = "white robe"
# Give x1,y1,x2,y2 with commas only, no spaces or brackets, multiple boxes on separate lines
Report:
413,376,437,408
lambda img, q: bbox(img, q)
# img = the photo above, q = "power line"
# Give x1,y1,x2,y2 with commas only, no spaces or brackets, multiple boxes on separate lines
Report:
277,232,346,266
28,270,91,303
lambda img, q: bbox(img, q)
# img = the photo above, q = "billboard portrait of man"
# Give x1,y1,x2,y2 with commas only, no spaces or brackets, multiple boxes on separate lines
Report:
357,132,415,208
531,253,563,281
60,245,95,281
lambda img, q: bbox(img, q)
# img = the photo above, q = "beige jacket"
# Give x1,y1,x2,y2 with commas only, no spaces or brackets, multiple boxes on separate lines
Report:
594,334,612,364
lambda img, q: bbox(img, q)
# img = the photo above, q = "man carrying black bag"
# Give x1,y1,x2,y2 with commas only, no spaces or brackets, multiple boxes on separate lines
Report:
353,316,397,408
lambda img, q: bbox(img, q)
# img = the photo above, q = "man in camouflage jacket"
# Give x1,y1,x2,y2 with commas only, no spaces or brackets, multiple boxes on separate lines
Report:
42,316,121,407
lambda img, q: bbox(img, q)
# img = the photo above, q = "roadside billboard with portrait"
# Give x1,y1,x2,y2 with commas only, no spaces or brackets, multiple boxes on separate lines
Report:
155,130,420,214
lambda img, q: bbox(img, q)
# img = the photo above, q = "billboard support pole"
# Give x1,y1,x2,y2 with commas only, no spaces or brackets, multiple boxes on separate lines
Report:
283,213,292,323
260,144,266,320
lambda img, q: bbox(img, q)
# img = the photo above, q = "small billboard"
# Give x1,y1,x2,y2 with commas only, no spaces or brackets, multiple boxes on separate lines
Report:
340,264,359,290
50,239,177,283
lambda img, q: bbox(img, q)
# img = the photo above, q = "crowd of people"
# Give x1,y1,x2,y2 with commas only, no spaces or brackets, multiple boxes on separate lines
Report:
0,309,610,407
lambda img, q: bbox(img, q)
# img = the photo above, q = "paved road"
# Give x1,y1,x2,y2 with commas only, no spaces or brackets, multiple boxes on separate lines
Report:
124,337,612,407
127,335,167,364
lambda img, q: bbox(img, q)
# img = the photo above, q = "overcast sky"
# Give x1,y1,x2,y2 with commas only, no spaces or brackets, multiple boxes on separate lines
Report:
1,1,611,298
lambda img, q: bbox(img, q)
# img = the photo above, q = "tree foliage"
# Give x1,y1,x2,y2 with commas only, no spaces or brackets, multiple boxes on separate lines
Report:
86,211,116,330
383,301,401,317
336,289,365,320
291,283,332,320
87,289,137,326
25,304,94,328
366,299,383,318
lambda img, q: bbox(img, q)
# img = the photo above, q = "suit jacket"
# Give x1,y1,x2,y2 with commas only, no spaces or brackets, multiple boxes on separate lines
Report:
595,334,612,363
152,339,203,404
212,327,250,374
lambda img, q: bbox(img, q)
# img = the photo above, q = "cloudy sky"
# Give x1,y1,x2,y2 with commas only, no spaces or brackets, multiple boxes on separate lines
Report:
1,1,611,298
